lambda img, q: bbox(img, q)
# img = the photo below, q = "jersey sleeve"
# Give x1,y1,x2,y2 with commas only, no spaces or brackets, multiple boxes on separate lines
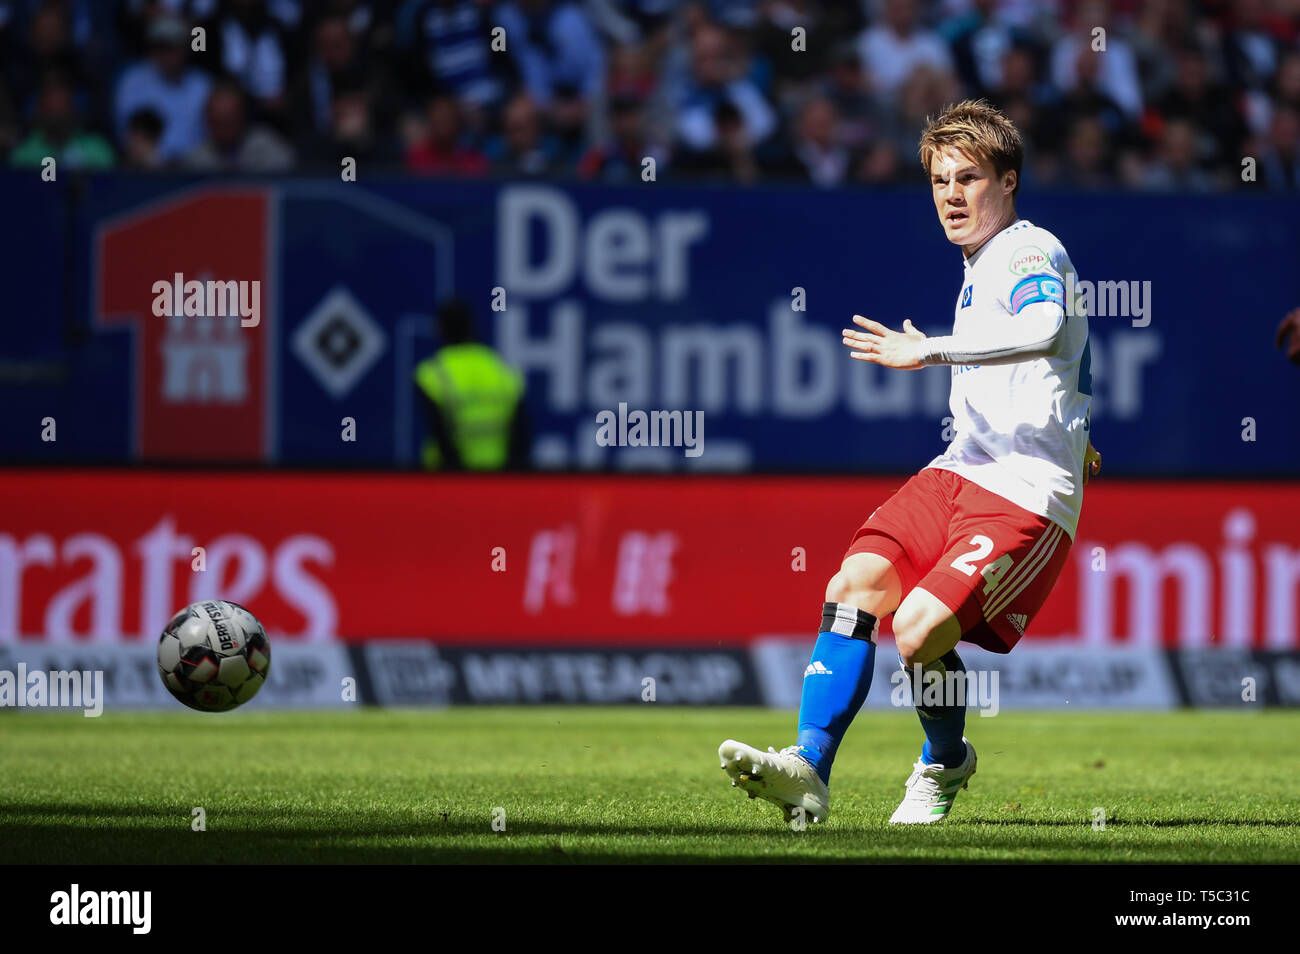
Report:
921,237,1069,367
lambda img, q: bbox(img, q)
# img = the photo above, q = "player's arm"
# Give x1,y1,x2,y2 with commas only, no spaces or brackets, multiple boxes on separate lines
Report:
841,298,1066,369
917,299,1065,366
842,272,1068,368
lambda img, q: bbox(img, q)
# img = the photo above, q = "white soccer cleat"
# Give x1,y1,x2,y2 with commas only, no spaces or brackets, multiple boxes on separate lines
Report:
718,739,830,824
888,738,977,824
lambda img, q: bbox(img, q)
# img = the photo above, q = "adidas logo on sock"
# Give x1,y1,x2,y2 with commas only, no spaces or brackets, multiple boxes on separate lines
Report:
804,661,834,677
1005,612,1028,635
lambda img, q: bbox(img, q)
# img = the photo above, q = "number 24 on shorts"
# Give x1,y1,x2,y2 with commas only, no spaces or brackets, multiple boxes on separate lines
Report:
950,535,1013,594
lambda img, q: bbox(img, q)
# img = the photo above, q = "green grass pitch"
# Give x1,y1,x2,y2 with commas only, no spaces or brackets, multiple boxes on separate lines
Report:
2,707,1298,864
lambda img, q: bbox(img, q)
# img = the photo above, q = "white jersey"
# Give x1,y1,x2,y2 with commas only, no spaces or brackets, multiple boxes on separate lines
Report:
920,219,1092,537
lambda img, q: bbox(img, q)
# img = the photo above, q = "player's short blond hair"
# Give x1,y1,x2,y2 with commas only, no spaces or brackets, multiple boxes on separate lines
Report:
918,100,1024,198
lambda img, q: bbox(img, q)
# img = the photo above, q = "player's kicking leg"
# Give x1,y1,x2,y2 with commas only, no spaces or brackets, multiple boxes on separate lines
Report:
884,484,1072,824
718,552,901,823
887,588,977,824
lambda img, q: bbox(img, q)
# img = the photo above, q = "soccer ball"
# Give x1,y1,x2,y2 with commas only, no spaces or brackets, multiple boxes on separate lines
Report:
157,600,271,712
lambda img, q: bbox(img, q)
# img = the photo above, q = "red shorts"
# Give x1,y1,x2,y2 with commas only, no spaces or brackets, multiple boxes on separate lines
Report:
844,468,1071,653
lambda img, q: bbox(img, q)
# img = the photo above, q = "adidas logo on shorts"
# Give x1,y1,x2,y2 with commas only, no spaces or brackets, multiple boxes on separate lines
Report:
804,661,834,677
1005,612,1028,635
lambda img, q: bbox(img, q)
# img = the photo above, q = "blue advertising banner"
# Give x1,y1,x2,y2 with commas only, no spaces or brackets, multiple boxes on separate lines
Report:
2,171,1297,474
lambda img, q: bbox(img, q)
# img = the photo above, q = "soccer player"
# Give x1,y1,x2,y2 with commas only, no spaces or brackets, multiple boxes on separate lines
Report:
719,100,1101,825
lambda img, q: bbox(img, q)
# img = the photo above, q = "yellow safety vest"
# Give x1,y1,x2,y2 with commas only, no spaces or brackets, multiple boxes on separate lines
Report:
414,343,524,470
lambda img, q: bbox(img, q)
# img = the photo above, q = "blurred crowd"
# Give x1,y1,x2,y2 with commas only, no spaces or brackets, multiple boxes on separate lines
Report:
3,0,1300,191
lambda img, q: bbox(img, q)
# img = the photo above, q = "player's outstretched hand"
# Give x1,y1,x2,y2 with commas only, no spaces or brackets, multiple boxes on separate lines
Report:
842,315,928,370
1276,308,1300,365
1084,439,1101,484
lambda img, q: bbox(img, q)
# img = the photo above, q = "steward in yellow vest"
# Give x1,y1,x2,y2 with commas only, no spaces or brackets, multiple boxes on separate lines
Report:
414,298,528,470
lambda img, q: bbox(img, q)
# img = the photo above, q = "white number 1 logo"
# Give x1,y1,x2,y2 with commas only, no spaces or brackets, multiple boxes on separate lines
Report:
950,535,1015,595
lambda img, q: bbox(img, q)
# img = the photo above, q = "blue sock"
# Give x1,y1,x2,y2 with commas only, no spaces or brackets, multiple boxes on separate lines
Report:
901,649,968,767
795,602,879,785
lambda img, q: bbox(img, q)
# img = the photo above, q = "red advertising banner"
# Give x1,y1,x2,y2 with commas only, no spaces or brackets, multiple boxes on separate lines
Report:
0,471,1296,648
96,189,271,462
